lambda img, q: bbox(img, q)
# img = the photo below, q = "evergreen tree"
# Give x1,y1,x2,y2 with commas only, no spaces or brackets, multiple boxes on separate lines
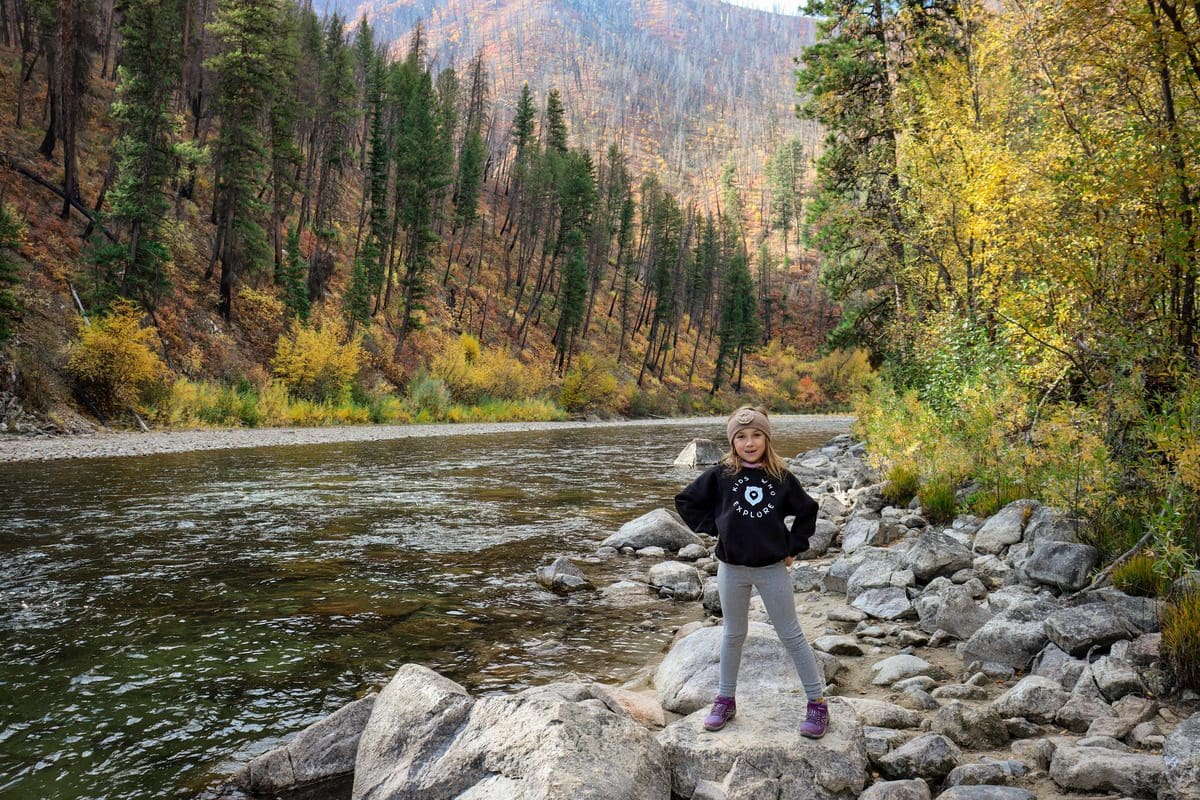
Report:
554,230,588,371
511,82,537,164
0,200,23,343
267,4,303,276
712,251,760,393
543,87,569,154
207,0,283,320
91,0,184,308
281,225,310,322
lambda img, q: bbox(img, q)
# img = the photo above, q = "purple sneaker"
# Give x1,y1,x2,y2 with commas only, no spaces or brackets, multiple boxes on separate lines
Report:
800,700,828,739
703,696,736,731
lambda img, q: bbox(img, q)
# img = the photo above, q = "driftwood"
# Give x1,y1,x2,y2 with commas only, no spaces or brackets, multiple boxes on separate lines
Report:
0,152,117,242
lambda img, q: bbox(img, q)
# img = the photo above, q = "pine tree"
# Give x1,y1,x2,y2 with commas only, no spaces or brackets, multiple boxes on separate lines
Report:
0,199,23,343
712,251,760,393
91,0,184,309
543,87,569,154
207,0,284,320
281,225,310,322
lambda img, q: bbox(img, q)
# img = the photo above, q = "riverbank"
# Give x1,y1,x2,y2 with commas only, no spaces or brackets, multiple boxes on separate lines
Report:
0,414,857,463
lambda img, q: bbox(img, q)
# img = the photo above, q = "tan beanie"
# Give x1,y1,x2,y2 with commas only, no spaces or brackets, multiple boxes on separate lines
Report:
726,406,771,446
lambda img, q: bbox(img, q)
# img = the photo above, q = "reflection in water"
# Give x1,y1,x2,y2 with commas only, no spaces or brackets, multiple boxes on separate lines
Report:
0,416,850,800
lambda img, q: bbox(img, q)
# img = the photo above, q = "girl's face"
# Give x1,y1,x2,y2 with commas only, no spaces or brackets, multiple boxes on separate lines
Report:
732,428,767,464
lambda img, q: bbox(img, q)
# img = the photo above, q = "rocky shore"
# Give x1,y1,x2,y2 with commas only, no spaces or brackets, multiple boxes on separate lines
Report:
226,434,1200,800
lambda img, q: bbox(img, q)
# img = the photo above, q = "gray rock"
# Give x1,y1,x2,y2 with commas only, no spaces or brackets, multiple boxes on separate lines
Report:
790,565,824,595
1043,602,1130,656
930,684,988,701
959,597,1059,670
1055,664,1117,733
904,531,975,582
1029,642,1088,690
674,439,723,468
601,509,702,552
1049,743,1164,797
876,733,962,781
702,578,721,616
654,623,817,714
636,546,667,558
798,518,839,559
844,697,923,729
973,500,1038,555
647,561,704,601
935,788,1035,800
828,604,869,623
859,779,931,800
656,696,867,800
1022,505,1081,545
871,654,937,686
914,584,996,640
943,760,1028,787
864,725,911,759
825,547,903,593
352,664,669,800
842,515,903,553
1018,541,1099,593
1090,655,1143,701
853,587,916,621
536,557,593,593
900,687,940,711
814,635,864,656
1010,738,1055,769
676,543,708,561
235,694,376,794
600,580,657,608
1090,588,1160,634
1164,711,1200,800
930,702,1009,750
848,553,908,601
990,676,1068,724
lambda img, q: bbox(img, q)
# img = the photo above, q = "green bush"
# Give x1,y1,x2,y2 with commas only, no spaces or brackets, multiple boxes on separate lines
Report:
882,464,920,506
1111,553,1170,598
406,370,452,421
920,478,957,523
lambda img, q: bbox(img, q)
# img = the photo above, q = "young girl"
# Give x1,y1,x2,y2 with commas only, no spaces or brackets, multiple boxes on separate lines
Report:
675,406,829,738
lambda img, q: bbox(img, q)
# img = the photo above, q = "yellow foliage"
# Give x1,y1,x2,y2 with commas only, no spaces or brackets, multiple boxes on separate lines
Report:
559,353,621,413
429,331,551,403
271,315,362,404
65,299,165,415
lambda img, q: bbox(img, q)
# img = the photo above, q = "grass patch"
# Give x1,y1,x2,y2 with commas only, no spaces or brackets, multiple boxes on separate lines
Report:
919,478,958,523
1111,553,1170,598
1162,590,1200,691
881,464,920,506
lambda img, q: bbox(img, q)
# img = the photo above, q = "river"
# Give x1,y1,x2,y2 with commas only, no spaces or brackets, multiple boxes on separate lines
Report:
0,415,852,799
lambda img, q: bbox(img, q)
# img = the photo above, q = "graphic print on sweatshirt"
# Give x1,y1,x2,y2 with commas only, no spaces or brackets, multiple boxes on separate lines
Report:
730,474,778,518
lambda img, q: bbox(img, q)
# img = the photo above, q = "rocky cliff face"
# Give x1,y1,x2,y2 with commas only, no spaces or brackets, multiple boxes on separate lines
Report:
232,433,1200,800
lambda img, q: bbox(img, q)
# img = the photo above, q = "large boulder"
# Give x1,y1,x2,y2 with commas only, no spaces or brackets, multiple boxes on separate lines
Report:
852,587,916,621
870,654,938,687
842,697,923,730
1055,664,1117,733
1043,603,1130,657
1022,505,1082,546
1017,541,1099,594
647,561,704,601
914,584,996,640
674,439,724,468
1049,743,1164,798
842,515,903,553
936,789,1035,800
958,597,1059,670
1029,642,1088,690
234,694,376,795
990,676,1068,724
798,518,839,559
353,665,670,800
536,557,593,593
876,733,962,782
903,531,974,582
1165,711,1200,800
825,547,905,594
656,696,867,800
847,552,909,601
973,500,1037,555
601,509,703,552
928,701,1009,750
859,779,931,800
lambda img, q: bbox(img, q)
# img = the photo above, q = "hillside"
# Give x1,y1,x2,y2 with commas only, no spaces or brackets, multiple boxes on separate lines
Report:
338,0,820,195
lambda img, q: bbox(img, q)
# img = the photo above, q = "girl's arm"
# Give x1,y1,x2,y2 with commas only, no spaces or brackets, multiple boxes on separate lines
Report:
784,472,819,556
674,467,719,534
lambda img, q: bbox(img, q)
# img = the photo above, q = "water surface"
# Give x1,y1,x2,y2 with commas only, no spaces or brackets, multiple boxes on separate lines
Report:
0,416,851,799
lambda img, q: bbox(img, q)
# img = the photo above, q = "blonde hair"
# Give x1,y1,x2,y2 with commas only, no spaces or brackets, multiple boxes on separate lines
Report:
722,406,788,480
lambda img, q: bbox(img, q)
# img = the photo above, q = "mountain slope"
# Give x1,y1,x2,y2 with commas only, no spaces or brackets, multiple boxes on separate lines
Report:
339,0,819,193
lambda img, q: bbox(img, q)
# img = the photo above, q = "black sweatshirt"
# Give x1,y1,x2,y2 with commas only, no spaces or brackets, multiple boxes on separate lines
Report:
675,465,819,567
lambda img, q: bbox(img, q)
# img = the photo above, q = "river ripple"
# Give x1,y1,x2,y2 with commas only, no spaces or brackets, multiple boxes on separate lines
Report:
0,416,851,800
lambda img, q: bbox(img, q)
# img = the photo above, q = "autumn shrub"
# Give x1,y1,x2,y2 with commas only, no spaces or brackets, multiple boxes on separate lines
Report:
65,299,165,416
1162,590,1200,691
271,316,362,404
560,353,621,413
430,332,553,404
807,348,875,408
406,370,452,421
445,398,566,423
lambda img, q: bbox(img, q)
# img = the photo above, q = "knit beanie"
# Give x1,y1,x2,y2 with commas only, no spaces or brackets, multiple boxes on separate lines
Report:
726,406,771,446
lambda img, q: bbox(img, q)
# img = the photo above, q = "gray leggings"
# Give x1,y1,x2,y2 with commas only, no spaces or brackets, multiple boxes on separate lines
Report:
717,560,825,701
